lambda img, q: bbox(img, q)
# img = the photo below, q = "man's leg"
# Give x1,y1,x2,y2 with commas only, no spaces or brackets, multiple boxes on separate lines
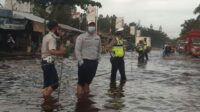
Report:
42,63,58,97
84,84,90,94
110,58,118,82
77,61,86,96
145,51,149,60
77,84,84,96
84,60,98,94
41,63,51,97
118,58,126,82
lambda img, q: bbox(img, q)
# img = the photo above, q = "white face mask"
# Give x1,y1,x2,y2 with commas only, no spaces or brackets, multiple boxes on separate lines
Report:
88,26,96,33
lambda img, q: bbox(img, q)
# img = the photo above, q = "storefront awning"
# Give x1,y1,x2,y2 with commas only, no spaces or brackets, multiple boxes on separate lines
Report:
59,24,84,33
13,11,45,23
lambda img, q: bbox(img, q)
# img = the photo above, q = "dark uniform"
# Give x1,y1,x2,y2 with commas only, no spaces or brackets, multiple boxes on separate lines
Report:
143,40,149,61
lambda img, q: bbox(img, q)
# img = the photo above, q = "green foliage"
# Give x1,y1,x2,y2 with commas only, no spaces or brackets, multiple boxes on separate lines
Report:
79,13,87,31
17,0,102,9
16,0,102,32
48,5,73,25
97,14,170,48
180,4,200,37
141,27,170,47
129,22,136,26
194,3,200,20
97,15,116,34
180,19,200,36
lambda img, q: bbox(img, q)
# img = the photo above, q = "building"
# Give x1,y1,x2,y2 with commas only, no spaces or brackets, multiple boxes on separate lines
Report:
5,0,32,12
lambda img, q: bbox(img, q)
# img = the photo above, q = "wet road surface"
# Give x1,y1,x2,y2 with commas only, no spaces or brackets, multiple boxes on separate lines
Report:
0,50,200,112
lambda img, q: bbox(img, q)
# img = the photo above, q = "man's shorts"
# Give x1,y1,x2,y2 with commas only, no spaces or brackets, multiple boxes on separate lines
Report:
41,61,58,90
78,59,98,86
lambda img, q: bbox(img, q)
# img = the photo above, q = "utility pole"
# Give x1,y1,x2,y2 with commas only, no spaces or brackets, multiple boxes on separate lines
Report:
96,5,98,32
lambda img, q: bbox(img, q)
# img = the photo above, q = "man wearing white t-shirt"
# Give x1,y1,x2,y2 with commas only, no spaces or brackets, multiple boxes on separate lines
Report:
41,21,66,97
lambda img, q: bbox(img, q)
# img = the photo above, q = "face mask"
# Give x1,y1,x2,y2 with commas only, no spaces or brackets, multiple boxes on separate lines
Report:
88,26,96,33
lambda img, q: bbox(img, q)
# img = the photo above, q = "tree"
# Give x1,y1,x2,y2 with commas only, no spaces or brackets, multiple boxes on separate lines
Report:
97,15,116,34
17,0,102,9
141,27,170,47
17,0,102,20
180,19,200,36
129,22,136,26
48,5,74,25
194,3,200,20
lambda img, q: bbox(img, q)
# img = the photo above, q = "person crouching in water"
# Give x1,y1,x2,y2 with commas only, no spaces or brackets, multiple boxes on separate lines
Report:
75,22,101,96
41,21,66,97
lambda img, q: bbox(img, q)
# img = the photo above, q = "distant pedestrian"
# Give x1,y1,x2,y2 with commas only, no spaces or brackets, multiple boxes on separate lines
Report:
75,22,101,96
143,38,149,61
163,43,171,57
107,28,126,83
136,40,145,63
41,21,66,97
7,34,15,52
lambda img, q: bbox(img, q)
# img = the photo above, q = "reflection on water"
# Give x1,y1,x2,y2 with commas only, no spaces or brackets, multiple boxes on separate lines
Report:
75,95,99,112
104,82,126,110
1,51,200,112
137,60,147,68
41,96,61,112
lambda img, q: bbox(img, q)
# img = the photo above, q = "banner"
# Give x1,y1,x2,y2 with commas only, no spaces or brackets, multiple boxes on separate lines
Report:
130,26,136,35
136,30,141,37
87,4,97,23
115,17,124,29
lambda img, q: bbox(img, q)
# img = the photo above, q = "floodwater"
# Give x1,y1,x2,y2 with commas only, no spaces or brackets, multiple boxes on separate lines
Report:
0,50,200,112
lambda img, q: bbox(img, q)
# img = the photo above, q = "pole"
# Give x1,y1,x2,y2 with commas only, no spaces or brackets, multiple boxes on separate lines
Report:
96,6,98,32
57,60,64,102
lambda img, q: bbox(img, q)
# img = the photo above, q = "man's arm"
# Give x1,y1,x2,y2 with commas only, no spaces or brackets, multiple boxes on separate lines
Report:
48,38,65,56
107,37,116,50
49,48,66,56
98,38,102,61
75,36,83,63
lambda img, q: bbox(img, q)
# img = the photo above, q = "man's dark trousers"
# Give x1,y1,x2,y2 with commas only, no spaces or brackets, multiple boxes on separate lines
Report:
110,57,126,82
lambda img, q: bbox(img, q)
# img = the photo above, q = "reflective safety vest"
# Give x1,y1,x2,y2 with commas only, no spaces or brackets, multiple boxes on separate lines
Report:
137,44,144,51
111,37,124,57
143,41,147,50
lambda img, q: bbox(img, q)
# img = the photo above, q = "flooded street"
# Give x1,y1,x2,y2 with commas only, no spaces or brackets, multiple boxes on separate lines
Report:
1,50,200,112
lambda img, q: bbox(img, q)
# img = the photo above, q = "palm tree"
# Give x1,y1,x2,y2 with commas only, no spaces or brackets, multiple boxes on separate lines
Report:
194,4,200,20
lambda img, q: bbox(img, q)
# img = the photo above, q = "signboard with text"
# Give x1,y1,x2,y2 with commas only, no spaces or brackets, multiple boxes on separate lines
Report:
87,4,97,23
115,17,124,29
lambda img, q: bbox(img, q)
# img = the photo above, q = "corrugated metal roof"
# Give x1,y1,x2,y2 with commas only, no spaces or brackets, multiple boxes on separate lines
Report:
59,24,84,33
13,11,45,23
12,11,84,33
0,8,12,17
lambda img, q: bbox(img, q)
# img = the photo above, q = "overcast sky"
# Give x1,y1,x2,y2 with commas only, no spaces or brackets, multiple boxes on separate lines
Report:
95,0,200,38
0,0,199,38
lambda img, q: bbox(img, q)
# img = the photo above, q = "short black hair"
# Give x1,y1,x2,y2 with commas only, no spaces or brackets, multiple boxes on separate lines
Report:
47,20,58,30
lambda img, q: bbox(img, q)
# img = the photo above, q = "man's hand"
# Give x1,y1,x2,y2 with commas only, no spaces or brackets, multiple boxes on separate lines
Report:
59,47,66,56
78,60,84,66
